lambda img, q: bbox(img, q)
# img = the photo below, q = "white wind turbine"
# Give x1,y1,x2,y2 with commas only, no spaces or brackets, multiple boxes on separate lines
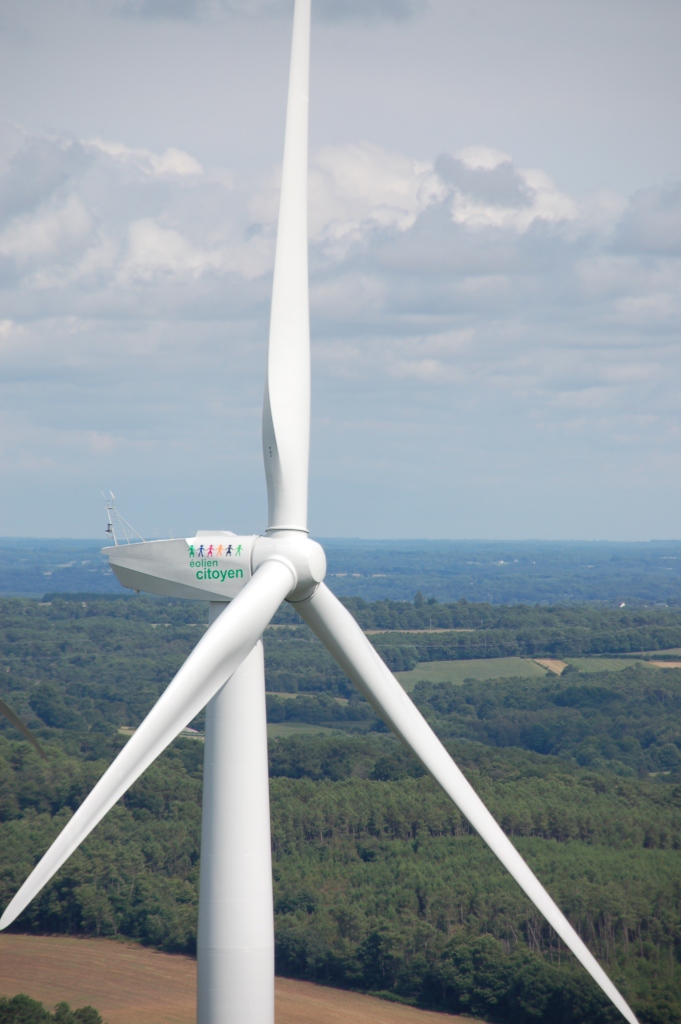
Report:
1,4,639,1023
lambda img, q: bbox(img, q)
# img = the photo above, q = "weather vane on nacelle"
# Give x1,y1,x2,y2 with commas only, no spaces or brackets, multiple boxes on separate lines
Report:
102,491,145,547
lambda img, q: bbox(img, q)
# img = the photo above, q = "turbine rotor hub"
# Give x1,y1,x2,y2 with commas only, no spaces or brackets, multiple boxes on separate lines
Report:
252,532,326,603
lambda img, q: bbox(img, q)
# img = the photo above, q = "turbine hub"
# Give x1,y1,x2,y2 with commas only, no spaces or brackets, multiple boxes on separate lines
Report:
252,533,326,603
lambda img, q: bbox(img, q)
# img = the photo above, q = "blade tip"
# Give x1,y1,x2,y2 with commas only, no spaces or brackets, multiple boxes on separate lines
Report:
0,895,23,931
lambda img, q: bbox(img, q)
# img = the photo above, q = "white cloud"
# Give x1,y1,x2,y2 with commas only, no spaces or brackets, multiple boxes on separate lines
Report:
0,123,679,538
0,194,92,263
308,141,445,250
0,318,18,337
122,217,221,280
457,145,511,172
88,138,203,178
442,151,578,232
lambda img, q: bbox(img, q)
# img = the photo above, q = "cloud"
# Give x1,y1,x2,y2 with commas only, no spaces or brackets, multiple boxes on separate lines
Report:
0,125,676,339
104,0,425,23
315,0,425,22
0,122,679,537
0,194,92,264
0,128,592,309
616,180,681,255
122,217,222,280
88,139,204,178
436,148,577,231
306,141,445,256
0,135,91,224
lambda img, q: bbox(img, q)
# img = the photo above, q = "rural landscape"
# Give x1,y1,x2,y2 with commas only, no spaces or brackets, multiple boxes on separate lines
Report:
1,555,681,1023
1,0,679,1019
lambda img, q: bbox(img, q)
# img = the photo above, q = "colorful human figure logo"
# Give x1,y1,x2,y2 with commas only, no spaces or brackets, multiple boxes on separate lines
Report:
189,540,245,561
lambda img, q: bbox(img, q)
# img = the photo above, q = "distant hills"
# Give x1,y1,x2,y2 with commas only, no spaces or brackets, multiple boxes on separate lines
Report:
1,537,681,605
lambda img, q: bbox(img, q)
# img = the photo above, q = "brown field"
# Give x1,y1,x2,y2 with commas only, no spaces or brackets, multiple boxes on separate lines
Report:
0,934,469,1024
648,661,681,668
533,658,567,675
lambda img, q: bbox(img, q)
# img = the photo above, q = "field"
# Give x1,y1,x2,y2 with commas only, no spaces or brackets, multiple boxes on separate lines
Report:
266,722,343,737
394,655,680,691
566,657,641,673
533,658,567,673
0,934,471,1024
395,656,548,691
118,722,348,741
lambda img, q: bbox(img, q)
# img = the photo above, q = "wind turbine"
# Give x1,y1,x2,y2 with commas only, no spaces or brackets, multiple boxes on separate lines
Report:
0,3,639,1023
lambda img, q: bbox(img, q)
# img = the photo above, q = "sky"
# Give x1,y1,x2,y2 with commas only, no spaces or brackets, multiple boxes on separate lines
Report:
0,0,680,541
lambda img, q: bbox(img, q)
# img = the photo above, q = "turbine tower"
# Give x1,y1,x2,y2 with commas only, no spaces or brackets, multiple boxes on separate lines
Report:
0,3,639,1023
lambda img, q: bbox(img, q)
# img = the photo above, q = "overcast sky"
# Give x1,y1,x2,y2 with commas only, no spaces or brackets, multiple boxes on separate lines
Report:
0,0,680,540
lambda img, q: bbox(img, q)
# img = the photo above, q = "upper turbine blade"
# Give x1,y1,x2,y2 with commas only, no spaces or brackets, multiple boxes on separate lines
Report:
296,583,639,1024
0,696,47,760
0,559,295,931
262,0,311,534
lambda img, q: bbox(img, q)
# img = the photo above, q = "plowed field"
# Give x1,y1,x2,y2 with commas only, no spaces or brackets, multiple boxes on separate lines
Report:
0,933,468,1024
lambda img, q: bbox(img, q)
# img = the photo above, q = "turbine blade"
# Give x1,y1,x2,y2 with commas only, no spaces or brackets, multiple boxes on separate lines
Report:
0,696,47,760
263,0,311,533
0,559,295,931
296,583,639,1024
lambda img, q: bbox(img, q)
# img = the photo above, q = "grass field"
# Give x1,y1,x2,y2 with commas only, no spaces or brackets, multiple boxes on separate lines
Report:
394,654,681,692
395,657,548,691
267,693,350,704
0,934,472,1024
565,657,642,673
266,722,343,737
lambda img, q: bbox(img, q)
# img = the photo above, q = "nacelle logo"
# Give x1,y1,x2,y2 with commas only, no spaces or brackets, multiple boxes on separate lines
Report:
187,542,245,584
189,543,242,558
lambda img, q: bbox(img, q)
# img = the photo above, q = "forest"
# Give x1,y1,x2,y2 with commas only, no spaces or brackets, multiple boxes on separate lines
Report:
0,594,680,1024
2,594,681,724
0,995,101,1023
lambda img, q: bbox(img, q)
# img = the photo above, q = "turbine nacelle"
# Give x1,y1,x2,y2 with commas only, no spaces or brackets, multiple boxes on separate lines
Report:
104,532,326,604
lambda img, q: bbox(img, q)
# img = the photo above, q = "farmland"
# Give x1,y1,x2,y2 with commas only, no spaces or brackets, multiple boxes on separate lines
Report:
395,654,663,689
1,594,681,1023
0,934,468,1024
396,657,550,691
